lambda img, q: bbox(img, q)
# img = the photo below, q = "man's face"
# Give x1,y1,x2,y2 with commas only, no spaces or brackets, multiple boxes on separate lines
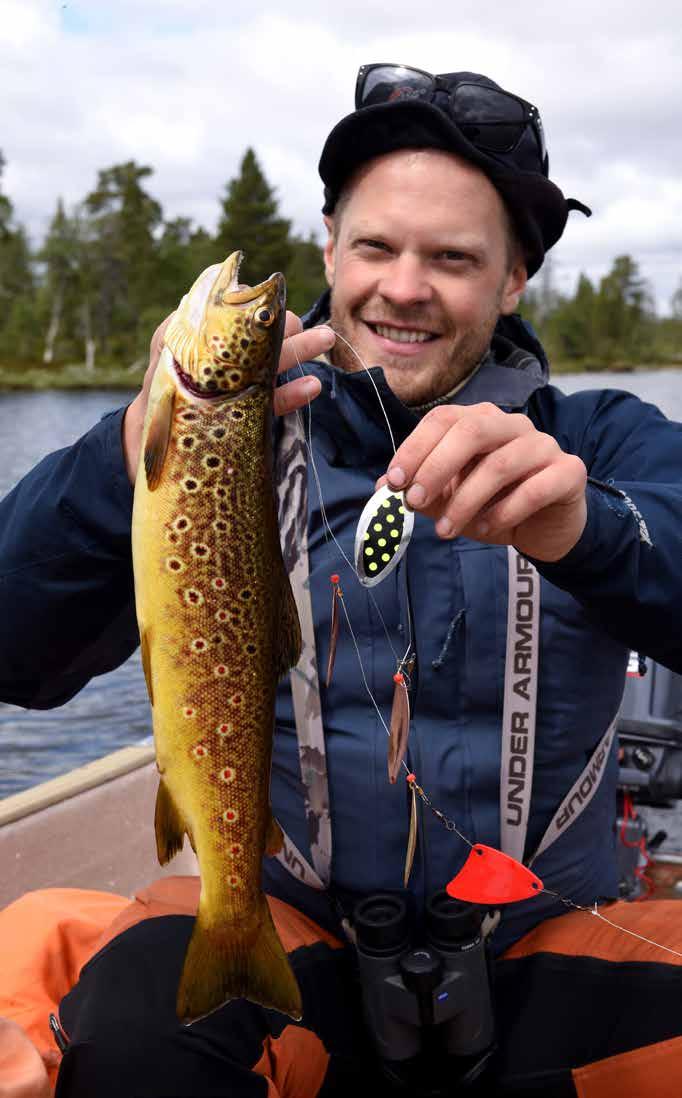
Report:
323,148,527,406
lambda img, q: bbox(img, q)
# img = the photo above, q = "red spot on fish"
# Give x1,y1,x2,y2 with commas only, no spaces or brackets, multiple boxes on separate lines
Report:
214,665,228,677
213,578,225,589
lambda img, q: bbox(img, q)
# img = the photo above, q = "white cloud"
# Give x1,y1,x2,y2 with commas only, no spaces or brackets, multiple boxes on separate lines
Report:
1,0,681,311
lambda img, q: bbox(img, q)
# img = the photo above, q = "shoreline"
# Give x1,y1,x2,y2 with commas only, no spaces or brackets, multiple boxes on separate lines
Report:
0,363,145,391
2,361,682,392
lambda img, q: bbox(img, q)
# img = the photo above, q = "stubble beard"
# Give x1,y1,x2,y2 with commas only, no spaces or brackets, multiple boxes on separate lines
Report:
328,294,503,407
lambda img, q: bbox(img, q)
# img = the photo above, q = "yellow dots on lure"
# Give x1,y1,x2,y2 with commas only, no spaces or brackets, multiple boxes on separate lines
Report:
354,483,414,587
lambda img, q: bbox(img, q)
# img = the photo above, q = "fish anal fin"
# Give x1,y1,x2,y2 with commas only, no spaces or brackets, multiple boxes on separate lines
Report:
177,895,302,1023
265,812,284,857
140,627,153,706
154,779,187,865
143,386,175,491
275,578,302,681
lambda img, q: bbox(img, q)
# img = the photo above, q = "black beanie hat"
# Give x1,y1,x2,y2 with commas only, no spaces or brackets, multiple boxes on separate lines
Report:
319,71,591,278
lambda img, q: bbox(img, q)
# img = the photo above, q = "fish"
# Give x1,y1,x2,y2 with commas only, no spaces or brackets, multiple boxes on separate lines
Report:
131,252,303,1024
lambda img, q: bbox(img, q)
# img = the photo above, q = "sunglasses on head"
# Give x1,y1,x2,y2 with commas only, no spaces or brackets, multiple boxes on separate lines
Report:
355,63,547,170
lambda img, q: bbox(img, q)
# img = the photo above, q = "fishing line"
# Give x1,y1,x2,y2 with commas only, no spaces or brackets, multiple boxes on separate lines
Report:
328,328,398,455
539,888,682,960
291,334,412,668
284,328,682,966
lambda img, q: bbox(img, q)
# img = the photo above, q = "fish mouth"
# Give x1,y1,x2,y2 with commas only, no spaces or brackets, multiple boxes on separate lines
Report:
214,251,286,310
173,357,260,401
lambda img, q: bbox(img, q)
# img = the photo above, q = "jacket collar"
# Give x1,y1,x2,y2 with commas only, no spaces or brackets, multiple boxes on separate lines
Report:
284,292,549,467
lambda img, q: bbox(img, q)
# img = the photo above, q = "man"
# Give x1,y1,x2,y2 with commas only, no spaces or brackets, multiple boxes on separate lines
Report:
3,65,682,1097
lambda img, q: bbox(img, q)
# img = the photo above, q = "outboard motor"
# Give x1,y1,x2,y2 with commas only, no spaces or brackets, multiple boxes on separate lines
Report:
616,654,682,897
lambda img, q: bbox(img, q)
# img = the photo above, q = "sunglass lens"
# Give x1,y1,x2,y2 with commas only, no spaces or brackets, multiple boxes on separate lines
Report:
358,65,433,108
451,84,526,153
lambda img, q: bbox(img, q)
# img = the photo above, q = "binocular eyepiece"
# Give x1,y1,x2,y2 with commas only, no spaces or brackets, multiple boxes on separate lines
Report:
353,890,496,1090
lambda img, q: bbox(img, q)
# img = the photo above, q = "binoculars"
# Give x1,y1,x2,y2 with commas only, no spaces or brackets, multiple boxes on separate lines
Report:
353,890,496,1092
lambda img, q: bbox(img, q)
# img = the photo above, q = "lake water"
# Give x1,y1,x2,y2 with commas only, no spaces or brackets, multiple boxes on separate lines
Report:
0,390,147,796
2,372,682,836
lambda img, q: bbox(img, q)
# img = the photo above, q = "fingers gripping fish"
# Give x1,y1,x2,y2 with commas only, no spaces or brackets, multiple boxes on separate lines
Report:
131,253,303,1023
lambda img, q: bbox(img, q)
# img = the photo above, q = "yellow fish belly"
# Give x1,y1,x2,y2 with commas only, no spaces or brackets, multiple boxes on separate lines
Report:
132,361,302,1023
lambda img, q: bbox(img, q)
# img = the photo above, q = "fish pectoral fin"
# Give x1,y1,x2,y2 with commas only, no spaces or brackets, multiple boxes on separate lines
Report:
177,895,302,1023
275,579,302,681
154,780,188,865
143,385,175,491
139,627,153,706
265,812,284,856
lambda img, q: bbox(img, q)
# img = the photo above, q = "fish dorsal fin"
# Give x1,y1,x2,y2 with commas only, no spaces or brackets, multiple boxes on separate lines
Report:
164,255,241,374
265,812,284,856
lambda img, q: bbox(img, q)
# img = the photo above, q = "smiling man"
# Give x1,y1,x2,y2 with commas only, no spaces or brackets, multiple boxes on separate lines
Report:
323,148,526,407
4,65,682,1098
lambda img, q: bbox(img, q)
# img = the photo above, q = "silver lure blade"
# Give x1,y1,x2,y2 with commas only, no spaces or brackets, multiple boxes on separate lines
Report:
354,483,414,587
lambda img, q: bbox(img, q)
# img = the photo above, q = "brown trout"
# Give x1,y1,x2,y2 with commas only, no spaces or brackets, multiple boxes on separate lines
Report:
131,252,303,1023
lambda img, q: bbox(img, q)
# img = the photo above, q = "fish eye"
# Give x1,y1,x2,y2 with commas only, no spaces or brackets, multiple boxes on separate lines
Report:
256,307,274,326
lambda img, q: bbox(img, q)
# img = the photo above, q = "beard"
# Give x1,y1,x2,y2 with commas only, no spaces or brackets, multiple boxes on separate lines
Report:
327,292,503,407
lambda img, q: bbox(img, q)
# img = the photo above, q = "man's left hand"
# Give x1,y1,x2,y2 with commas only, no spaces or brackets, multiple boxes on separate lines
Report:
382,403,587,563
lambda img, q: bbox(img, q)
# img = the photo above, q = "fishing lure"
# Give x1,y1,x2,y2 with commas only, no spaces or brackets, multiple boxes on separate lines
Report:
354,483,414,587
294,329,682,955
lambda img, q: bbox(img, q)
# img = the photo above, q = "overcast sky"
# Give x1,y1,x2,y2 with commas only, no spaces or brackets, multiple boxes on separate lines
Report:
2,0,681,312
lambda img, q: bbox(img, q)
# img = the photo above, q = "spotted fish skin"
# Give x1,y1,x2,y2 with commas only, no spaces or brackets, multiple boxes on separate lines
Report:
131,253,302,1023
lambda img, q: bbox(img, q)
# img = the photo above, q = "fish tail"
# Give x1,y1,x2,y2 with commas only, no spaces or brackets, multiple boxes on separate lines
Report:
177,896,302,1023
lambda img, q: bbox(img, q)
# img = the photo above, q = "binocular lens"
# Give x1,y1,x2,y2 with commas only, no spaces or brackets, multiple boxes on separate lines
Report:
353,893,410,956
426,890,485,949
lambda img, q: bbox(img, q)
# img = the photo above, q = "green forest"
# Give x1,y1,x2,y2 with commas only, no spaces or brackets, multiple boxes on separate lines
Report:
0,146,681,389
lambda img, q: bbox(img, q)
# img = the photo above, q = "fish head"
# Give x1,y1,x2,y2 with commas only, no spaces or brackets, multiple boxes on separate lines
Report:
165,252,286,399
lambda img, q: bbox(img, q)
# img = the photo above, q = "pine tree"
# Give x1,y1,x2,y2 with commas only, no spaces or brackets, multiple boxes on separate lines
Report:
39,199,86,363
216,149,292,286
546,274,597,362
0,152,37,363
83,161,162,362
285,233,327,315
594,255,653,363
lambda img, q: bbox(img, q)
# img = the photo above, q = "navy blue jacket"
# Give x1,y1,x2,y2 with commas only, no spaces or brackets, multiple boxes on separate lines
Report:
2,311,682,953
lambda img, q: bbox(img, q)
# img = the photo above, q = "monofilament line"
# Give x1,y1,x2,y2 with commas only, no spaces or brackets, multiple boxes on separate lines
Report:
291,339,412,665
590,904,682,960
541,888,682,962
329,327,398,456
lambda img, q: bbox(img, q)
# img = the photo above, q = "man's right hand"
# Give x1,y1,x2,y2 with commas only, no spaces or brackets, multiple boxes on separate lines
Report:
121,313,334,486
